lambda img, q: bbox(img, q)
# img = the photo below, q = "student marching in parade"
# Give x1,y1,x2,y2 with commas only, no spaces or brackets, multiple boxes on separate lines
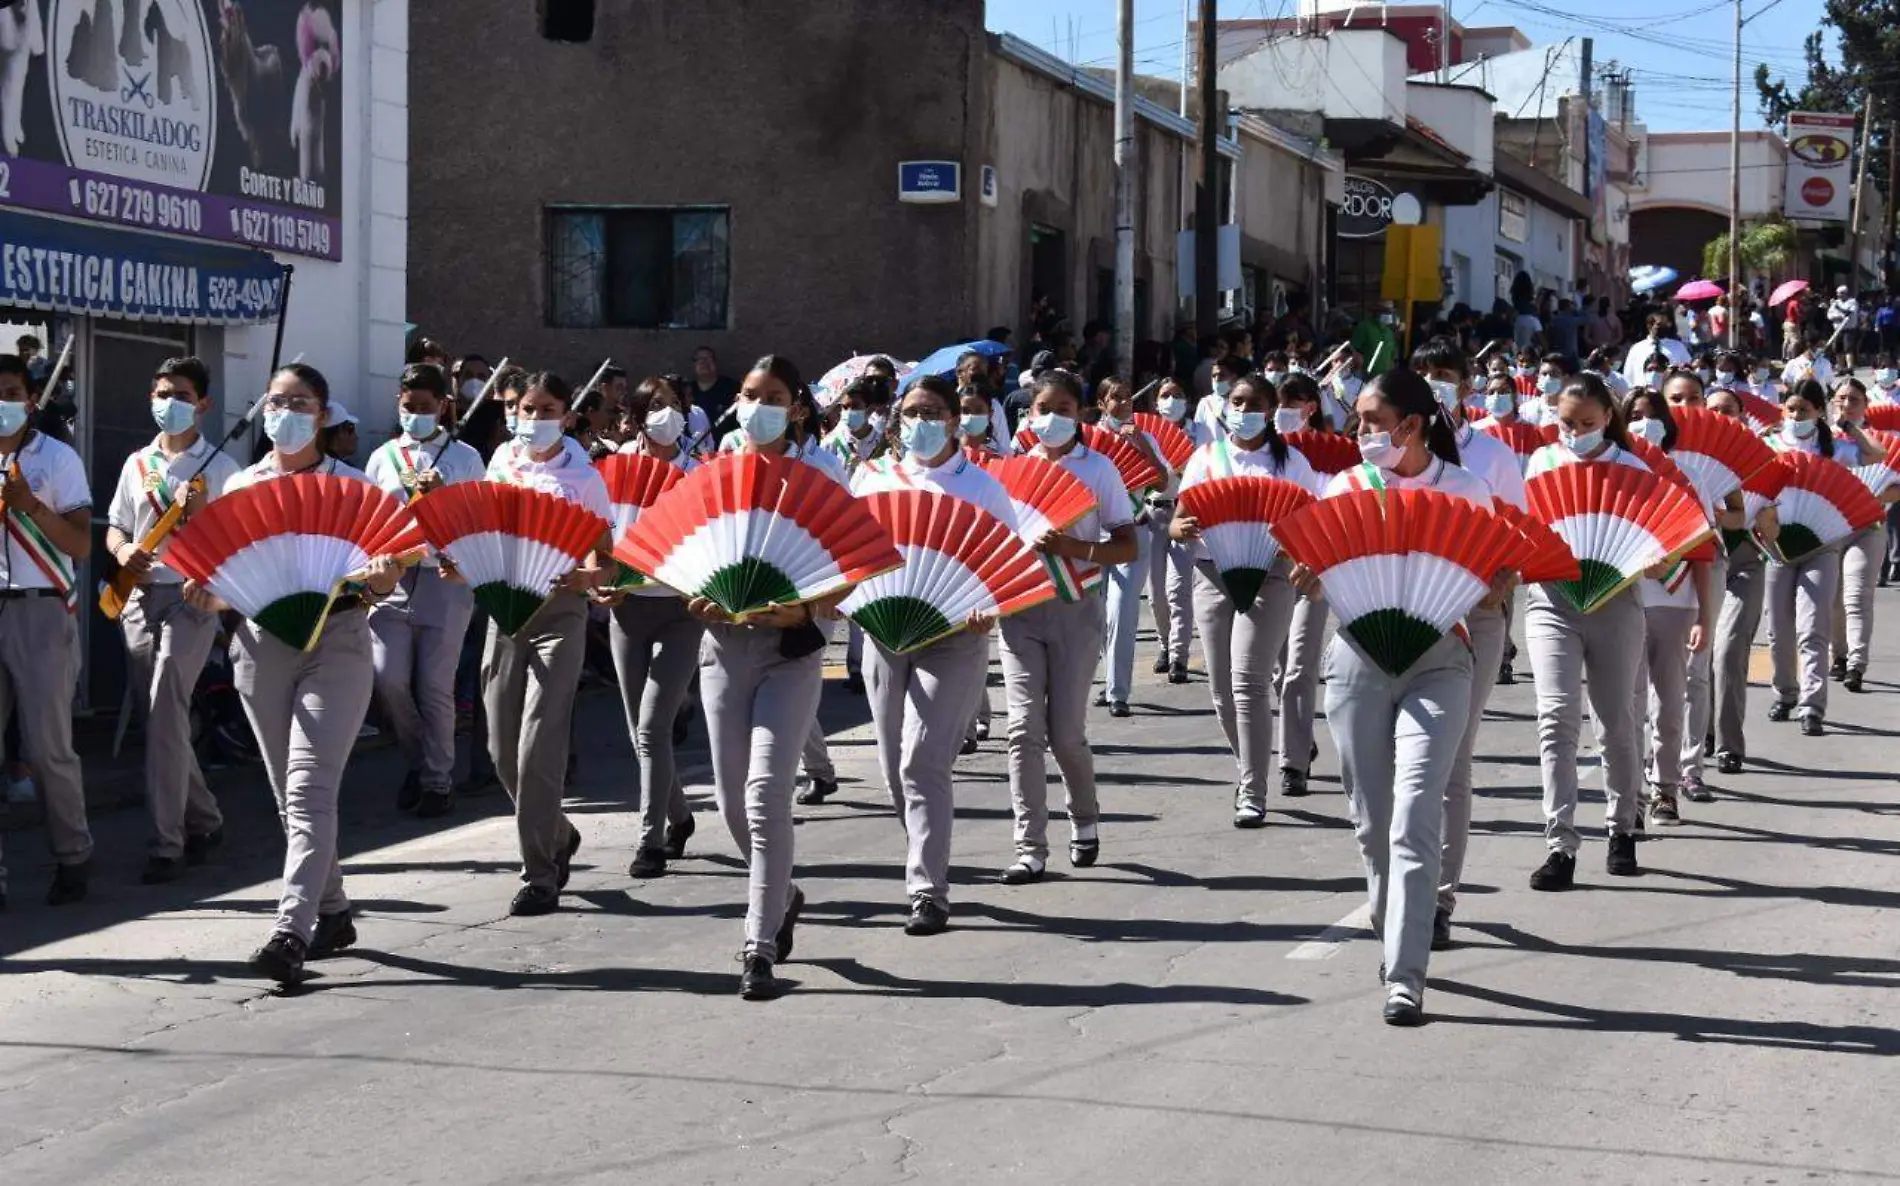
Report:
1707,386,1779,774
615,377,704,879
1762,380,1844,735
1000,370,1138,884
851,376,1015,934
106,357,239,884
1093,377,1166,718
685,356,845,998
0,353,93,907
1172,373,1318,828
365,363,484,820
483,371,614,916
1298,369,1497,1024
1270,371,1335,799
1148,377,1205,684
1826,377,1895,692
820,374,892,697
201,364,403,981
957,384,1005,753
1524,373,1652,888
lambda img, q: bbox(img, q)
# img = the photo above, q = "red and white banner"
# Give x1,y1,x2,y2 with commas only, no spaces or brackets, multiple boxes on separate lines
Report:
1784,112,1856,223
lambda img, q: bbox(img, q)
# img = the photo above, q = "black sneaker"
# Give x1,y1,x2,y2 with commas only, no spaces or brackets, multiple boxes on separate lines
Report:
1495,661,1515,686
415,789,455,819
46,862,89,906
310,910,357,959
249,932,308,984
904,895,950,937
628,847,668,879
1383,990,1425,1027
959,735,978,755
662,813,695,861
1529,850,1576,891
555,825,582,889
1829,657,1848,682
183,828,223,866
776,886,804,962
1801,713,1825,737
739,953,779,1001
509,885,560,916
1606,833,1640,876
1281,768,1309,798
1767,701,1794,722
1168,663,1189,685
1716,750,1743,775
1430,908,1453,951
141,856,183,885
1108,701,1131,718
1845,669,1866,694
795,777,837,806
396,770,422,812
1152,650,1170,674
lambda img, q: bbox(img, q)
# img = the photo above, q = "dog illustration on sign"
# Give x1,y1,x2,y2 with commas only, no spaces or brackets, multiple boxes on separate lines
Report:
0,0,45,155
289,1,333,183
143,0,195,108
61,0,196,110
217,0,286,172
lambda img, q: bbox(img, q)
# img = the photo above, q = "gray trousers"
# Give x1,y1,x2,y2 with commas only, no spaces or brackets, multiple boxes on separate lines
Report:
866,629,988,905
1278,594,1331,777
1636,605,1696,794
122,584,222,858
1191,563,1297,809
800,620,838,783
1831,523,1884,673
1100,523,1153,704
0,596,88,866
1525,586,1646,854
1887,503,1900,570
1001,594,1105,861
483,594,587,889
1324,632,1473,998
1766,550,1841,718
231,611,373,942
370,567,475,792
1714,545,1766,757
1437,605,1507,917
1147,516,1195,663
610,596,704,851
702,623,821,957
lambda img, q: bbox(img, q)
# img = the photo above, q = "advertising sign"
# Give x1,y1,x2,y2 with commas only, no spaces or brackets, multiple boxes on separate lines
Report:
0,0,344,259
0,207,284,324
1337,174,1396,239
1783,111,1855,223
898,161,960,204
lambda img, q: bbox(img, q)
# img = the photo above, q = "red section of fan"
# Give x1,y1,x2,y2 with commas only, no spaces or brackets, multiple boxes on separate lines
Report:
1490,501,1583,584
1080,424,1165,493
978,455,1097,538
1130,412,1195,470
1481,420,1546,458
1669,406,1778,484
165,474,425,578
1862,405,1900,433
596,452,685,510
1739,392,1783,431
1280,430,1361,476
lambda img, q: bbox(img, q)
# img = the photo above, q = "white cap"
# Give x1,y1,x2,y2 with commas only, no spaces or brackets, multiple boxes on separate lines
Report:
1838,285,1850,296
328,400,359,427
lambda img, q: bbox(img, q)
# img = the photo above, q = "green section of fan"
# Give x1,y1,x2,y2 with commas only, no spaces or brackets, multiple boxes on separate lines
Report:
1218,566,1269,614
851,595,955,655
702,557,800,617
611,560,649,590
1554,557,1632,614
475,581,549,637
1720,527,1750,556
1344,608,1445,677
1772,524,1825,565
255,591,337,651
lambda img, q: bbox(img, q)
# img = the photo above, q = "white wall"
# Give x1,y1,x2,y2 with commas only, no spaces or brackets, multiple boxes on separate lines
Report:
1406,83,1494,175
1222,29,1407,126
1632,130,1786,220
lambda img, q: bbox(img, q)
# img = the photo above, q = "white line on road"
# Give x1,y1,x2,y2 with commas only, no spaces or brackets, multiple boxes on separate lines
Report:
1285,903,1374,960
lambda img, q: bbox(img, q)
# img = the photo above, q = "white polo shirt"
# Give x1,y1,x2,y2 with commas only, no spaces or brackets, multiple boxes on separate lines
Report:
1456,423,1529,511
107,434,241,584
0,431,90,592
1027,441,1136,585
487,436,612,520
366,432,487,503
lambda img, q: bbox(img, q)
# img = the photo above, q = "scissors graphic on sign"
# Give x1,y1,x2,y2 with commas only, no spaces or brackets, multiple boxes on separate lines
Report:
121,70,155,109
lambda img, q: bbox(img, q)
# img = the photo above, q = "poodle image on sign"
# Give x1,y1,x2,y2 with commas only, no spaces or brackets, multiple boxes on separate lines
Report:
0,0,45,156
144,0,196,109
289,1,333,183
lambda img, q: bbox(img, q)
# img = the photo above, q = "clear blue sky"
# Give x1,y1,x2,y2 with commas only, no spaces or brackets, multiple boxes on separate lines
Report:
985,0,1830,133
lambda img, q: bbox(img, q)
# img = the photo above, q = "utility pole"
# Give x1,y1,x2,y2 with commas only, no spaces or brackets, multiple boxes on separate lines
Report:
1886,106,1898,288
1195,0,1219,338
1847,95,1875,299
1726,0,1740,348
1114,0,1137,381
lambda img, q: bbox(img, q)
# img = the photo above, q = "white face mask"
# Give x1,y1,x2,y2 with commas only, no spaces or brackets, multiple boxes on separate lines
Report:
1484,391,1517,418
514,416,565,452
1029,412,1077,448
263,409,317,452
1212,379,1234,399
1631,417,1666,445
460,378,485,402
151,396,197,435
1098,413,1122,432
1429,379,1463,411
1539,375,1563,396
960,412,990,438
1157,396,1188,421
645,406,685,446
844,407,870,432
1560,427,1605,454
398,411,438,440
1787,417,1818,440
1272,407,1306,435
1357,430,1404,469
736,401,789,446
1224,407,1267,439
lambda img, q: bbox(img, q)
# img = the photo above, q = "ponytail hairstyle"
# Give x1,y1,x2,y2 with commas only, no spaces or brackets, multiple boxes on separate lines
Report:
1559,371,1632,450
1788,378,1836,459
1229,373,1289,466
1621,387,1678,451
1365,368,1460,465
748,354,817,444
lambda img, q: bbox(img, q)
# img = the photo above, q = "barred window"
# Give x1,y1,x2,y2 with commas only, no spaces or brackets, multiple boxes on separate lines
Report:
546,206,730,330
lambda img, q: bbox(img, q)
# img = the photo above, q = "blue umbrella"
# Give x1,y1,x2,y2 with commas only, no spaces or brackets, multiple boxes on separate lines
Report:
1629,265,1678,295
901,339,1013,390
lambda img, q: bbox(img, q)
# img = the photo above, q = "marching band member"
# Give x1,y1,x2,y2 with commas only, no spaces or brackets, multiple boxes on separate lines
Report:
1147,378,1204,684
1093,377,1165,718
106,357,238,884
1826,378,1896,692
365,363,484,820
1270,372,1334,798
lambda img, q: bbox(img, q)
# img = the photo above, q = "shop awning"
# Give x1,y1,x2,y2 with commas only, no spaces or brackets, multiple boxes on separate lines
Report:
0,210,285,327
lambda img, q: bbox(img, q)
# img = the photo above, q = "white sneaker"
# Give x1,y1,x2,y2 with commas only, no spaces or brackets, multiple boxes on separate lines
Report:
1233,800,1268,830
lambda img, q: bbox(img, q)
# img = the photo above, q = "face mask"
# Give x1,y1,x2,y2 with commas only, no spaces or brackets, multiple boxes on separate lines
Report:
1716,370,1737,386
960,412,990,438
514,416,565,452
645,407,685,446
1260,371,1284,384
1539,375,1563,396
460,379,485,402
1379,312,1396,326
844,407,870,432
1029,412,1077,448
399,411,438,440
1272,407,1307,435
1787,418,1818,440
1695,369,1712,384
736,401,789,446
1485,391,1517,418
1879,369,1897,385
869,411,889,435
1754,368,1771,383
1157,396,1187,421
151,396,197,435
1288,365,1307,376
900,417,949,459
1429,379,1462,411
1358,430,1404,469
263,409,317,452
1512,366,1528,379
1095,413,1122,433
505,414,519,437
1559,428,1604,454
1631,417,1666,445
1212,379,1234,398
1224,408,1267,439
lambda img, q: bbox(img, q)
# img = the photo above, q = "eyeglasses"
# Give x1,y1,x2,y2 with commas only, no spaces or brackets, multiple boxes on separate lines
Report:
262,394,321,412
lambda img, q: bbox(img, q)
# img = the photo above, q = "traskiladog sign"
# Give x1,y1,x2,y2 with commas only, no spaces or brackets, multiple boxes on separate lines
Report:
1784,111,1854,223
0,0,343,259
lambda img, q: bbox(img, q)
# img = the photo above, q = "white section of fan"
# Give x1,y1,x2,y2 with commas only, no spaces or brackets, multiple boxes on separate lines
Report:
1775,488,1855,547
1671,450,1743,506
1852,463,1900,499
1009,500,1057,543
439,530,582,595
1199,521,1286,578
209,533,372,616
1548,511,1672,577
1316,553,1488,634
652,511,846,600
838,543,999,624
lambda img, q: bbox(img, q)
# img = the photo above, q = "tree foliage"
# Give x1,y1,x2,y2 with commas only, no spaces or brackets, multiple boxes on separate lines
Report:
1702,218,1801,280
1755,1,1900,196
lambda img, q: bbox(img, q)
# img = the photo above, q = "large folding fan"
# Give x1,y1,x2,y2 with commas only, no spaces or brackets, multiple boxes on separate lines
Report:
1524,463,1715,613
1281,430,1361,476
410,481,610,635
1175,476,1315,612
1668,406,1777,506
613,452,901,618
838,490,1055,653
596,453,686,589
164,474,427,651
1080,424,1165,493
1480,420,1546,460
1272,489,1533,676
1490,501,1583,584
1130,412,1195,471
978,454,1102,601
1765,451,1885,564
1862,404,1900,433
1849,432,1900,500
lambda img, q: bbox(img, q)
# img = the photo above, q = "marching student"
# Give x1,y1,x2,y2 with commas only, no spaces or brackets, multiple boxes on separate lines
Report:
1707,386,1779,774
1193,354,1251,440
819,374,891,695
685,355,845,999
0,353,93,907
483,370,614,916
1762,380,1846,736
1147,378,1205,685
1093,377,1165,718
202,363,403,982
1826,378,1896,692
1171,373,1318,828
956,384,1002,754
1000,370,1138,884
365,363,484,820
851,375,1015,934
1269,372,1334,798
1524,373,1652,889
615,377,704,879
1297,369,1497,1024
1518,354,1572,428
106,357,240,884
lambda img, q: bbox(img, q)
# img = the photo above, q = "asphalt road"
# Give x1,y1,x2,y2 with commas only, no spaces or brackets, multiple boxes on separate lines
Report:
3,596,1899,1185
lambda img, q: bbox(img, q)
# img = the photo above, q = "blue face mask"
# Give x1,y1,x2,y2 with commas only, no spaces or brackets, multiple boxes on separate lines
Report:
0,401,28,438
1485,391,1517,418
737,401,789,445
151,396,197,435
901,417,949,460
1224,407,1268,440
844,407,870,432
264,409,317,452
399,411,439,440
960,412,990,438
514,417,565,451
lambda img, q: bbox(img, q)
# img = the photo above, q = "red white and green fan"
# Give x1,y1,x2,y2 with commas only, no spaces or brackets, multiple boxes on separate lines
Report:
1281,430,1361,476
1668,406,1777,506
596,453,686,589
1765,451,1885,564
1491,501,1583,584
1174,476,1315,612
1524,463,1714,612
1849,431,1900,500
613,452,901,617
411,481,609,635
164,474,427,651
1723,458,1793,555
1080,424,1165,494
979,454,1102,602
839,490,1055,653
1130,412,1195,471
1273,489,1533,676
